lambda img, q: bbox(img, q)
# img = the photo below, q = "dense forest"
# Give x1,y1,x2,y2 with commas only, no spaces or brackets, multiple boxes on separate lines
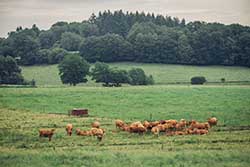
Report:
0,10,250,67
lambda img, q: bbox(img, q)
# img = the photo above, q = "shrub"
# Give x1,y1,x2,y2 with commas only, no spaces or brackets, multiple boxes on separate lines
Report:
191,76,206,85
221,78,226,83
23,79,36,87
128,68,154,85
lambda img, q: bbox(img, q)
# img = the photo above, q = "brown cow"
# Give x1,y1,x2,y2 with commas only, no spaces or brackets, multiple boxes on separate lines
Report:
190,122,210,130
92,121,100,128
192,129,209,135
91,128,105,141
66,124,73,136
151,126,160,136
115,119,125,129
208,117,218,126
76,129,92,136
143,121,151,129
165,120,178,126
129,121,147,134
39,129,55,141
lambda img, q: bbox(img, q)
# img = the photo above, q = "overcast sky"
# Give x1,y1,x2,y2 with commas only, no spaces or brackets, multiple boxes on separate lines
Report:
0,0,249,37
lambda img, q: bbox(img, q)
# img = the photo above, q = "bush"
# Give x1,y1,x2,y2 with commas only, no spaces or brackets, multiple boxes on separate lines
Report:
23,79,36,87
221,78,226,83
191,76,206,85
146,75,154,85
128,68,154,85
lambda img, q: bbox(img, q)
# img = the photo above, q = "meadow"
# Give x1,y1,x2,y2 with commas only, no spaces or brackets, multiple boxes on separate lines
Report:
21,63,250,86
1,85,250,166
1,63,250,166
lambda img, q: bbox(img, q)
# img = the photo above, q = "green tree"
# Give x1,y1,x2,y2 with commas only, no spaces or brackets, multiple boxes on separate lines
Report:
0,56,24,84
48,47,67,64
91,62,111,85
91,62,130,86
58,54,90,86
128,68,154,85
60,32,83,51
39,30,56,49
109,67,129,86
36,49,50,64
80,33,132,62
10,32,40,65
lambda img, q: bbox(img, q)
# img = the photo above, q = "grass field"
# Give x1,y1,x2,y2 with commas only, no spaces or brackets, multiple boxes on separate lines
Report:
21,63,250,86
1,85,250,166
2,63,250,166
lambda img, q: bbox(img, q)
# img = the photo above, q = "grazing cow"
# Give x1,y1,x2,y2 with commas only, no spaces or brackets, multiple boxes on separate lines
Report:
165,120,178,126
129,121,147,134
155,124,166,132
65,124,73,136
76,129,92,136
190,122,210,130
174,131,186,135
193,129,209,135
92,121,100,128
163,122,174,129
121,124,130,132
39,129,55,141
143,121,151,129
90,128,105,141
151,126,160,136
115,119,125,129
150,121,160,127
174,120,187,131
208,117,218,126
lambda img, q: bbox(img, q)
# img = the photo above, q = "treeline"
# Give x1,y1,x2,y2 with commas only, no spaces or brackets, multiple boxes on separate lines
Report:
0,10,250,67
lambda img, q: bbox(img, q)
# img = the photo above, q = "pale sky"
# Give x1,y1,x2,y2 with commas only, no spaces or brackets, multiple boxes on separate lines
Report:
0,0,249,37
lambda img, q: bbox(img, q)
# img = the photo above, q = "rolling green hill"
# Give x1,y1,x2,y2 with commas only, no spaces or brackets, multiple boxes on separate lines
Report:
21,63,250,86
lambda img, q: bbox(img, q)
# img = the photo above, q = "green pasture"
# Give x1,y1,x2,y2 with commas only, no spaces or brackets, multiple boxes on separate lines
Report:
1,85,250,126
0,105,250,167
21,63,250,86
2,64,250,166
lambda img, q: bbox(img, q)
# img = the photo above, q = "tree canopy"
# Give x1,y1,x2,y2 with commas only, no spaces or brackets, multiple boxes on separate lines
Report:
91,62,154,86
58,54,90,86
0,56,24,84
0,11,249,67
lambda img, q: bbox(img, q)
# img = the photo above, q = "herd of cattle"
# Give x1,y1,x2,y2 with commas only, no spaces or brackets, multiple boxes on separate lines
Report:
39,117,217,141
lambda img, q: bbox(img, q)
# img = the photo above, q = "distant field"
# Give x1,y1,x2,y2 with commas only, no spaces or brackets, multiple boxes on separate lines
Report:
21,63,250,86
0,85,250,166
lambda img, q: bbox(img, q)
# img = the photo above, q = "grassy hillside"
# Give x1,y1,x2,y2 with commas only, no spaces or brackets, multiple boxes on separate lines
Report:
21,63,250,86
0,85,250,166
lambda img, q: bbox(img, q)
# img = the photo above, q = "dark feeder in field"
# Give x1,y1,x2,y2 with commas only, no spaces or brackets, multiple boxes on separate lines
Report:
68,108,89,117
